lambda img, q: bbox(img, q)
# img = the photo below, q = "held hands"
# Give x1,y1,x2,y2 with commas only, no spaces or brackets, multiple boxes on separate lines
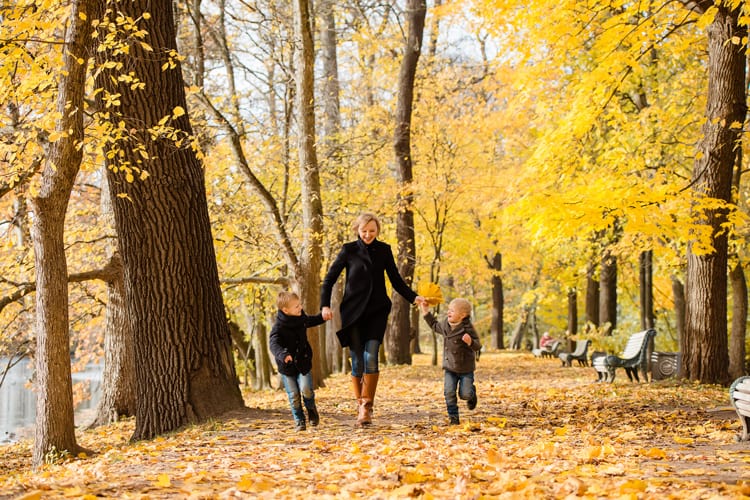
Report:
321,306,333,321
462,333,472,346
418,300,429,315
284,354,293,363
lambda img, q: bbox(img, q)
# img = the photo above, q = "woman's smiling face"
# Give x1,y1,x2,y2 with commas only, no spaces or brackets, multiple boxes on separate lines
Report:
358,220,379,244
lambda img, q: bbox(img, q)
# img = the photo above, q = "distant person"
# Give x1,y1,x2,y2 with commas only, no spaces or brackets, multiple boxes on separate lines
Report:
419,297,482,425
321,212,425,427
540,332,556,349
269,291,327,431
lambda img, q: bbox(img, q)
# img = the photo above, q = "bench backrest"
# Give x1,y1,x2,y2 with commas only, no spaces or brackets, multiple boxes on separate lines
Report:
731,376,750,418
620,330,654,360
572,339,590,357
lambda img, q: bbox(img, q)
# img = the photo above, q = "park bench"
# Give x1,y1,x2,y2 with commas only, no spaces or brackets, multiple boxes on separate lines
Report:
730,376,750,441
558,339,591,367
532,340,561,358
592,329,656,383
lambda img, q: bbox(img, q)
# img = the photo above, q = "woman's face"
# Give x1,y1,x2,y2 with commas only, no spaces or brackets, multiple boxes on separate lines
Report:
358,220,379,244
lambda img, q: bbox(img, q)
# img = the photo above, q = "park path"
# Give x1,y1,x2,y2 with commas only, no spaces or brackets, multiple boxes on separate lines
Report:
2,352,748,498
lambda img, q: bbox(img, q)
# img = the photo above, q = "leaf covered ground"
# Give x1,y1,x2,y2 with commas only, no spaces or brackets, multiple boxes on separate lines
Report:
2,351,749,499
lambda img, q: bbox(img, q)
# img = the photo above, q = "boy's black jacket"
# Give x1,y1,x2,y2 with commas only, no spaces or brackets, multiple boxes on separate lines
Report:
269,309,325,376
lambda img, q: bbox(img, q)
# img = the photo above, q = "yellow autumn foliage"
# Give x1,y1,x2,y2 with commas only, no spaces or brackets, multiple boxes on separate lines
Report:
417,282,444,306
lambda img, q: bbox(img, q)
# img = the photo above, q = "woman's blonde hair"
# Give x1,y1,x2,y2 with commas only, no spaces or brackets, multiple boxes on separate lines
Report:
352,212,381,236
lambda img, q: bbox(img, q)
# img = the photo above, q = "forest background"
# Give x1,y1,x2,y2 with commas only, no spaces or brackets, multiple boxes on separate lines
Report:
0,0,749,467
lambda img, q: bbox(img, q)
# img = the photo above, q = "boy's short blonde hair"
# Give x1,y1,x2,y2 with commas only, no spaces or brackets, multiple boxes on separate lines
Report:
352,212,381,235
450,298,472,318
277,291,299,310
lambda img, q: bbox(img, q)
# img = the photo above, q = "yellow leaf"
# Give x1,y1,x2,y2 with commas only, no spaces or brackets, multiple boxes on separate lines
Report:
672,436,694,445
642,447,667,459
486,416,506,428
15,492,43,500
619,479,647,493
554,425,568,436
154,474,171,487
416,282,443,305
172,106,185,118
402,471,430,484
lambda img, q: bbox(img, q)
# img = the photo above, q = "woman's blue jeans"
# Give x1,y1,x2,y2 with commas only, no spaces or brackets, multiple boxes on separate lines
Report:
349,336,380,377
281,372,315,423
444,370,475,418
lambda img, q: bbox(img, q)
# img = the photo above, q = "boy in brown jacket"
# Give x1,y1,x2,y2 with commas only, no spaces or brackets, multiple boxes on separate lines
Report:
420,298,482,425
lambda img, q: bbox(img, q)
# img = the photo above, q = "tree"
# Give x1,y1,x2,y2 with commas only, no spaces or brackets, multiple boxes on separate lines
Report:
292,0,327,383
386,0,426,365
30,0,94,465
93,0,244,440
681,0,746,384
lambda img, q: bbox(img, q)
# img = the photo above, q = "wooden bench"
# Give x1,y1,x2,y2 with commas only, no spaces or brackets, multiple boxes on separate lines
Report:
532,340,561,359
730,376,750,441
559,339,591,367
592,329,656,383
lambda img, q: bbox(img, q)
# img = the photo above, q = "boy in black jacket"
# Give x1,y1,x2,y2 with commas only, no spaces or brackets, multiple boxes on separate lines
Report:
269,291,327,431
419,298,482,425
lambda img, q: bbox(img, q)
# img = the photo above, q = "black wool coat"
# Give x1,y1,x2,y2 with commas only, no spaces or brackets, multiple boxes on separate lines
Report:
269,309,325,376
320,238,417,346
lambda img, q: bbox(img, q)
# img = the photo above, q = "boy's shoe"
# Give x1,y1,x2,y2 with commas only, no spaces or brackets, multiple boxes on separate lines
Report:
295,421,306,432
467,393,477,411
448,416,460,425
307,407,320,427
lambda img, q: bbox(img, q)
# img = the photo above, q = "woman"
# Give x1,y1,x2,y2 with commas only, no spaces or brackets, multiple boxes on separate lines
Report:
321,213,424,427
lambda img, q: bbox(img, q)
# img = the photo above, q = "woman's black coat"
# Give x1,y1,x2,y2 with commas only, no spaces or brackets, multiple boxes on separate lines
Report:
320,238,417,346
269,309,325,376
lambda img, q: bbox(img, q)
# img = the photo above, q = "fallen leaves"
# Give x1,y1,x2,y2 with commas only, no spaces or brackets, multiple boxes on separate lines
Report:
0,352,747,499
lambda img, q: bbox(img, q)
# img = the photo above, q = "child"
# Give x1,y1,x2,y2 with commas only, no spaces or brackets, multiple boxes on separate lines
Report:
269,291,327,431
419,298,482,425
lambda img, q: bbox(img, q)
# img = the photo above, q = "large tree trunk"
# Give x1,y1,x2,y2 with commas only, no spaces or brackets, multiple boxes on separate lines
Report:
639,250,654,329
95,0,244,441
729,262,747,379
30,0,92,466
682,1,745,384
293,0,327,384
325,280,344,373
599,251,617,334
386,0,426,365
488,252,504,349
585,262,599,332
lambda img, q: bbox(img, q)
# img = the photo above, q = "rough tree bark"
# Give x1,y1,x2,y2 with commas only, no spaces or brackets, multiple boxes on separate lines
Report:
386,0,426,365
94,0,244,440
30,0,93,466
599,250,617,335
681,0,745,384
487,252,504,350
639,250,654,330
585,262,599,332
293,0,327,384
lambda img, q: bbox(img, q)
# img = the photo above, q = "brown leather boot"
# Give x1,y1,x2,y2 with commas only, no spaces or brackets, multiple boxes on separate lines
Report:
358,373,379,427
351,375,363,414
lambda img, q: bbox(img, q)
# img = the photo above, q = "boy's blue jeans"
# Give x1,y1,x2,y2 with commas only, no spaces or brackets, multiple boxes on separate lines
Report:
281,372,316,424
444,370,475,418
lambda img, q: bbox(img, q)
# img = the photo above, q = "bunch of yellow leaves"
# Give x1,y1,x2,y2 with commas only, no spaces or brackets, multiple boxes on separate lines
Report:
417,282,443,306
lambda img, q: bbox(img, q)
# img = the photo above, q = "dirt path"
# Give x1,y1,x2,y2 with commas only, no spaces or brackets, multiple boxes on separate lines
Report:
2,352,748,498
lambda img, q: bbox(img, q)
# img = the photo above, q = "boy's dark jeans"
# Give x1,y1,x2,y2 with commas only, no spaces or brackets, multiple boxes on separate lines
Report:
444,370,475,418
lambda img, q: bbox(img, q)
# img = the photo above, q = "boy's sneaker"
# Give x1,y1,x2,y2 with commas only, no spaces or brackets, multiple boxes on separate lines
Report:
449,416,460,425
307,407,320,427
467,393,477,411
295,421,306,432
